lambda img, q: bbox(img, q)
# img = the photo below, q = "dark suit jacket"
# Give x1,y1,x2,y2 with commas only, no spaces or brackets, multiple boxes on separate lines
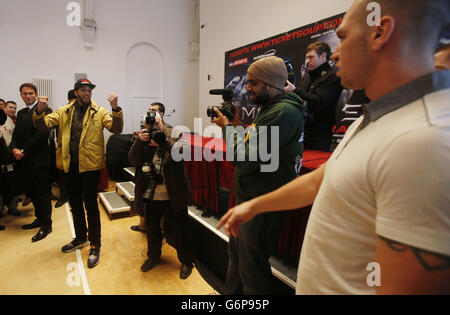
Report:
128,126,191,214
10,105,53,169
0,137,8,166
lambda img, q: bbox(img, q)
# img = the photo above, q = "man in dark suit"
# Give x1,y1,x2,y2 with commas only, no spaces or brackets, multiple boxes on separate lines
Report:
10,83,53,242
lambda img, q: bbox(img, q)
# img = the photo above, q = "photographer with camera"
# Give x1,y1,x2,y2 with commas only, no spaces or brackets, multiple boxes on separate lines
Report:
212,56,306,294
130,102,172,234
128,111,194,280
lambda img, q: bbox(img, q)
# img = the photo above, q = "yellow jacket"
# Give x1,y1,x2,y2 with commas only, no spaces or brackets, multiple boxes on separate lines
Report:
33,100,123,173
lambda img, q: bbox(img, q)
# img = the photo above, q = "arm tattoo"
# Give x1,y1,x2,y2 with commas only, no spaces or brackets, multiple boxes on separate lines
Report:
379,237,450,272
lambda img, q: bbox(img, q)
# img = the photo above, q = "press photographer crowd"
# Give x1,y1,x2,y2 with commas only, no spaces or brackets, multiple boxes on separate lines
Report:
1,0,449,295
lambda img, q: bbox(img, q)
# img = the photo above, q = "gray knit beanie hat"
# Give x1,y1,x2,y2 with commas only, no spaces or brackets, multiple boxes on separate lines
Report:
247,56,288,91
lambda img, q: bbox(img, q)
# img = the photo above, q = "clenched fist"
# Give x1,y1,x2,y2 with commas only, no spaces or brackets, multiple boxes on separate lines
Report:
37,96,49,114
108,94,119,110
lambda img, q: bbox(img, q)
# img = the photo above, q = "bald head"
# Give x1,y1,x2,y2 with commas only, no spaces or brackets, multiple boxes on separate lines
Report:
334,0,449,100
360,0,449,48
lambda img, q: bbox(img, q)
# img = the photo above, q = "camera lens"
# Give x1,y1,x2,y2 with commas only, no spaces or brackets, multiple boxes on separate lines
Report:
151,130,166,145
145,111,156,125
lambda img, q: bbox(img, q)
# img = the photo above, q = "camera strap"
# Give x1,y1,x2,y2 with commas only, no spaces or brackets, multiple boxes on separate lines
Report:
143,149,165,206
152,148,163,175
245,124,256,143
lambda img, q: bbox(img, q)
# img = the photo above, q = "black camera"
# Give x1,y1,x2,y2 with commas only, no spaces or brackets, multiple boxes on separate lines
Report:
143,111,166,145
141,163,164,204
207,89,236,121
284,59,297,86
145,111,157,125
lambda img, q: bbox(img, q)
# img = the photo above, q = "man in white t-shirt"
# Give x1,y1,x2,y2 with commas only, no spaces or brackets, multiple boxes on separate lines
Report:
217,0,450,294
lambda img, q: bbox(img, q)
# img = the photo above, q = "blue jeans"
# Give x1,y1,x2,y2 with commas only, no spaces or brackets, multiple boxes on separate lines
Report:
225,212,285,295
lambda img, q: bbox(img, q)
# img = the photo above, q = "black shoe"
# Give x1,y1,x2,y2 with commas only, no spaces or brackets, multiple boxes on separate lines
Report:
31,228,52,242
0,225,5,231
61,239,89,253
22,220,41,230
87,246,100,268
141,258,160,272
55,198,67,208
8,208,21,217
180,263,194,280
130,225,146,233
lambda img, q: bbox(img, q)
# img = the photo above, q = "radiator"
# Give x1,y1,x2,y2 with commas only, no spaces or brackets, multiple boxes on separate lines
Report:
32,78,54,109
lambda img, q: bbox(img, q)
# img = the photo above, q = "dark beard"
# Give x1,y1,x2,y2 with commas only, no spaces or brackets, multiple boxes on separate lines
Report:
76,98,91,107
252,86,271,106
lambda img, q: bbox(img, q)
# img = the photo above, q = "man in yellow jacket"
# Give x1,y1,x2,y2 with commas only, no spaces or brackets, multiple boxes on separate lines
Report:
33,79,123,268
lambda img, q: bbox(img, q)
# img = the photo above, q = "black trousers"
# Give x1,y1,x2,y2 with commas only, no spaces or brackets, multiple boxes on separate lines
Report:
64,167,101,247
57,170,68,199
27,167,52,229
226,212,285,295
0,170,17,205
145,200,193,265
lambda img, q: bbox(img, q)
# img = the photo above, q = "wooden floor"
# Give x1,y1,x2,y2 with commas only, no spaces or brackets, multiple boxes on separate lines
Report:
0,183,217,295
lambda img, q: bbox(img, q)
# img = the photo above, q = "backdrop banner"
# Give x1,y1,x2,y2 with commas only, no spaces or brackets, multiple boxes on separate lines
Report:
223,12,365,148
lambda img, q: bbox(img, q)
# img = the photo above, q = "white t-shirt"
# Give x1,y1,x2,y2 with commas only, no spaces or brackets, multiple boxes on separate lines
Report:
296,74,450,295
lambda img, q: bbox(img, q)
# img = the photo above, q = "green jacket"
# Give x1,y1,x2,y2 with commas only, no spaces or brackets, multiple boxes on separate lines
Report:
33,100,123,173
224,92,306,203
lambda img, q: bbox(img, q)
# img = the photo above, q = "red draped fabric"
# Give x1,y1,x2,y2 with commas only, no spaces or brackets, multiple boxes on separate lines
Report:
184,135,223,213
183,134,332,260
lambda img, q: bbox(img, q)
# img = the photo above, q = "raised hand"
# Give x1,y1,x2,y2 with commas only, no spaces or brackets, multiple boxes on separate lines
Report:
108,94,119,110
284,80,296,93
37,96,49,114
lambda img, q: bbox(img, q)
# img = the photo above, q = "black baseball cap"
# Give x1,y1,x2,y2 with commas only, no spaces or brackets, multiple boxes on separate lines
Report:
74,79,96,91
